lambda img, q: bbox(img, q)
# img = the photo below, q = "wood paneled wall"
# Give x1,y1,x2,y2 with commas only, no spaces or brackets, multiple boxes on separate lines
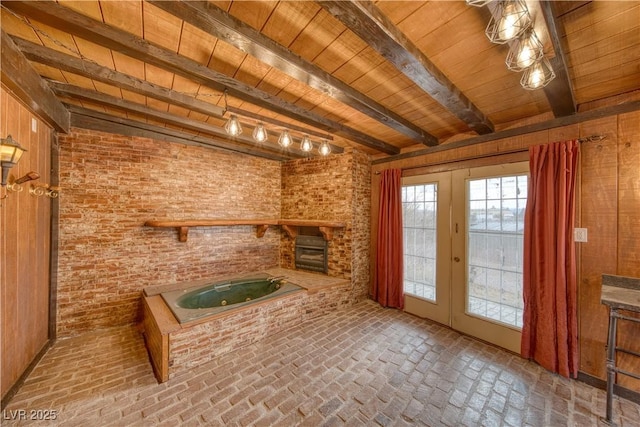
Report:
578,113,640,389
1,85,53,399
371,109,640,390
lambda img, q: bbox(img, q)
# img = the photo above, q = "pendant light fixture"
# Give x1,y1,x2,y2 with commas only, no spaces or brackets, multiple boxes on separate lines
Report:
224,114,243,137
506,28,544,72
252,122,268,143
465,0,493,6
521,57,556,90
485,0,531,44
318,140,331,156
278,130,293,148
300,135,313,152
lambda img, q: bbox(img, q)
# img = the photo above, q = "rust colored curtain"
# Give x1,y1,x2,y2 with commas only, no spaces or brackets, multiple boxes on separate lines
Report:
521,140,579,378
373,169,404,309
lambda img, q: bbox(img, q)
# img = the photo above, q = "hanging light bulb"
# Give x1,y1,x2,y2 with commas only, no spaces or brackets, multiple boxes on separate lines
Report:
224,115,243,137
521,57,556,90
485,0,531,44
278,130,293,148
252,122,268,143
318,140,331,156
506,28,544,72
300,135,313,152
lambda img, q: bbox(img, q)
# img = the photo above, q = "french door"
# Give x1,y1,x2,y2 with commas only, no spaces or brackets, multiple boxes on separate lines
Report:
402,173,451,326
402,162,529,353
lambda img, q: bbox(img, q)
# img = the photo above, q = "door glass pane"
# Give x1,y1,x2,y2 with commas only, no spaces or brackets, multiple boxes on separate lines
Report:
402,183,437,301
467,175,527,328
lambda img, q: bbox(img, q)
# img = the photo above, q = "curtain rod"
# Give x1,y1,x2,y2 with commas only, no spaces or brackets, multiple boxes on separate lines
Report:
578,134,606,143
373,134,607,174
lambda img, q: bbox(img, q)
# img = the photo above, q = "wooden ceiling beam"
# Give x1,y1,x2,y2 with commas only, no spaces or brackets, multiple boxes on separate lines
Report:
317,0,494,136
373,100,640,165
2,0,399,155
13,37,336,144
0,29,69,133
149,0,438,147
50,82,312,158
539,1,578,117
11,37,225,118
68,106,292,162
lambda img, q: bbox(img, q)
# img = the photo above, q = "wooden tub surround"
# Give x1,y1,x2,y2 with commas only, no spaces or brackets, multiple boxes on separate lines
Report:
142,268,350,383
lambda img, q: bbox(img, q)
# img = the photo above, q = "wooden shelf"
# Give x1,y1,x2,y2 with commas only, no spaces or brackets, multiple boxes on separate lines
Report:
144,219,345,242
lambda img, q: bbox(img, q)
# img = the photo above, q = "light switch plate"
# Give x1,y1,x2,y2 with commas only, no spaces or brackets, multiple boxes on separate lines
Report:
574,228,588,243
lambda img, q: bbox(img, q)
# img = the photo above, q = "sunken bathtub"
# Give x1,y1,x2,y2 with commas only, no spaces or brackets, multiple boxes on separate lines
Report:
142,267,351,382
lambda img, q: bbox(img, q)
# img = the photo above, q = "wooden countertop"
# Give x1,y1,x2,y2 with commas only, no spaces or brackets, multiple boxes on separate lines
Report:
600,274,640,313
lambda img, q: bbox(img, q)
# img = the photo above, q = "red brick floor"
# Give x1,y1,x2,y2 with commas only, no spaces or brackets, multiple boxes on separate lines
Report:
3,300,640,426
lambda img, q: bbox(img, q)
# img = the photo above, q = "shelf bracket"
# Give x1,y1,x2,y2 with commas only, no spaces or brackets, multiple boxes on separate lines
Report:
256,224,270,238
281,224,298,240
318,226,333,241
178,227,189,242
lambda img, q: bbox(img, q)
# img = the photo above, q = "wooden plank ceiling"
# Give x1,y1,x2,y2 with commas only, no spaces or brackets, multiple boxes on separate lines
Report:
1,0,639,161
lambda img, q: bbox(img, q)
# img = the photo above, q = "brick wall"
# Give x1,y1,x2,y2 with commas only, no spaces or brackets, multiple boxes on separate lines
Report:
280,149,371,301
350,149,372,302
57,128,282,337
57,129,372,337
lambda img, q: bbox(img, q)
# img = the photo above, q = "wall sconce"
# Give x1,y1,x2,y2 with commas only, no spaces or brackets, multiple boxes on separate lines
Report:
485,0,532,44
1,135,27,200
30,183,60,199
1,135,27,186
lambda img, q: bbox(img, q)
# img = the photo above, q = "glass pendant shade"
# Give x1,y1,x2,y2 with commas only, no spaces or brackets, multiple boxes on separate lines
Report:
466,0,494,6
1,135,26,186
486,0,532,44
521,57,556,90
252,122,268,143
278,130,293,148
318,140,331,156
506,29,544,71
300,135,313,152
224,115,243,136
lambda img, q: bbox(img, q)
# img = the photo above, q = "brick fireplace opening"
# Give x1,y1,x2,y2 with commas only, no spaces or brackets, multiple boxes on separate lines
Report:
295,235,328,274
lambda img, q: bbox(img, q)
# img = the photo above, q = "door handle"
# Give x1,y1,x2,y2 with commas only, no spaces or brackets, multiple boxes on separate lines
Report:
454,256,460,262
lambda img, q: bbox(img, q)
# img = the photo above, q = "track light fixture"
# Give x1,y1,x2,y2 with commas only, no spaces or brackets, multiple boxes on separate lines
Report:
520,57,556,90
222,90,334,155
465,0,493,6
278,130,293,148
300,135,313,152
471,0,556,90
252,122,268,143
485,0,531,44
505,28,544,72
224,114,243,137
318,140,331,156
